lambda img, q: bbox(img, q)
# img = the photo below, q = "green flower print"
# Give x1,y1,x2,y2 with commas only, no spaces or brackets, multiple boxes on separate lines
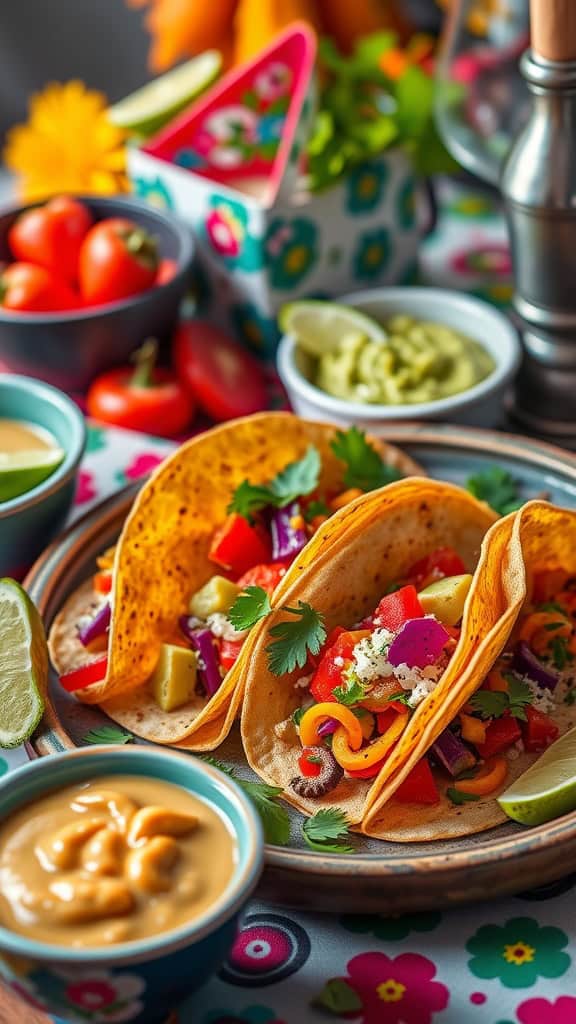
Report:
132,175,174,210
353,228,392,281
231,303,278,357
204,197,261,273
397,177,416,230
265,217,318,290
341,911,442,942
448,192,498,220
346,160,389,215
85,425,107,454
467,917,570,989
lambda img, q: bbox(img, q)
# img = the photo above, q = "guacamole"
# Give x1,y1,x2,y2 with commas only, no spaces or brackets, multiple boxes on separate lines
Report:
311,315,495,405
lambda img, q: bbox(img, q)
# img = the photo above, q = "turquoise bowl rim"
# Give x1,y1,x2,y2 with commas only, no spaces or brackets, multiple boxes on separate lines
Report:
0,745,264,965
0,373,86,519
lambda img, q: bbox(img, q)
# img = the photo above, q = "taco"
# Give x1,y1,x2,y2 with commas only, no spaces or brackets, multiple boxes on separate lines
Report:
48,413,421,751
240,477,502,828
363,500,576,841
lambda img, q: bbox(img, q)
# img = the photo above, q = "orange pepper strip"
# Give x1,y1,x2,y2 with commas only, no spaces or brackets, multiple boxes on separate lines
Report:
453,756,508,796
485,669,509,692
329,488,364,512
96,545,117,571
519,611,571,655
460,713,487,745
331,712,408,772
299,703,363,750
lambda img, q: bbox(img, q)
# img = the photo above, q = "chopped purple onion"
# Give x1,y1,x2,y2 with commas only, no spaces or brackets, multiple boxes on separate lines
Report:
317,717,339,737
179,617,222,697
432,728,476,778
388,618,450,670
271,501,307,563
78,602,111,647
512,641,559,690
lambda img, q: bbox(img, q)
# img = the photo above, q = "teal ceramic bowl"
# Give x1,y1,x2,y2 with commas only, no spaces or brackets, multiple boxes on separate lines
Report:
0,746,263,1024
0,373,86,579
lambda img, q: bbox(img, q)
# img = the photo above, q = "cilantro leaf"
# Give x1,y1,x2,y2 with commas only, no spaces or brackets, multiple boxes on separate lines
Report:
228,447,321,520
303,498,330,522
202,756,236,777
201,758,290,845
83,726,133,745
470,689,509,719
447,787,480,805
385,690,413,706
302,808,354,853
228,585,271,631
564,688,576,706
332,677,367,706
470,675,532,721
466,466,523,516
292,706,306,728
552,636,570,670
544,621,568,631
267,602,326,676
504,674,533,721
331,426,402,492
538,602,566,614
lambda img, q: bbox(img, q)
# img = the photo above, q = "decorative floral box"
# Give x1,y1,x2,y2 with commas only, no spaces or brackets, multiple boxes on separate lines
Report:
128,145,421,359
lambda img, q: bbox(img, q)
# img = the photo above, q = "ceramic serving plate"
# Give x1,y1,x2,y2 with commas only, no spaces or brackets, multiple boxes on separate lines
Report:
24,423,576,914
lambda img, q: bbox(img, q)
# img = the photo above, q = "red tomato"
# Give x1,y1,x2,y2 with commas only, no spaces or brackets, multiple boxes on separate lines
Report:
298,748,322,778
373,585,424,632
307,625,347,670
8,196,92,286
310,629,370,704
407,547,467,589
236,562,289,595
0,262,79,313
347,758,386,779
173,321,267,422
156,258,178,285
220,638,244,672
394,758,440,804
60,655,108,692
475,716,522,759
209,514,272,576
93,571,112,595
79,217,158,305
86,340,194,437
522,706,559,752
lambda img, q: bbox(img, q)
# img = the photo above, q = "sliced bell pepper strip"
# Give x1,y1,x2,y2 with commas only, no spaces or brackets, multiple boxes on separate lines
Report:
347,757,386,779
474,716,521,759
219,638,244,672
331,711,408,771
329,487,364,512
209,513,272,576
298,748,322,778
519,611,572,657
309,630,370,704
372,585,424,632
60,655,108,693
93,570,112,595
522,706,559,752
299,702,364,749
394,757,440,804
453,756,507,796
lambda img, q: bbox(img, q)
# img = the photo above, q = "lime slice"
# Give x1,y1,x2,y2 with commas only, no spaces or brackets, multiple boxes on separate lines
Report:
108,51,222,135
0,448,65,503
498,728,576,826
279,301,388,357
0,579,47,747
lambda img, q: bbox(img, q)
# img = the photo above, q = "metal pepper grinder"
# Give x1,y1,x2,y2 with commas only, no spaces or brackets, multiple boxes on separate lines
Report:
502,0,576,436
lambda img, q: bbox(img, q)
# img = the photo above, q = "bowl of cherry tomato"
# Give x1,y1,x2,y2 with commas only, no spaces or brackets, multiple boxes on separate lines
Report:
0,194,194,391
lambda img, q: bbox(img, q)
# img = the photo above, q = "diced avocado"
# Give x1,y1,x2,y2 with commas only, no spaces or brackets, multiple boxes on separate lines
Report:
419,574,473,626
189,575,240,618
151,644,198,712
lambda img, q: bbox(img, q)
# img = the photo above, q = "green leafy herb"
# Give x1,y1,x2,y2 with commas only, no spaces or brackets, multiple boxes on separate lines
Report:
267,602,326,676
385,690,412,706
292,706,306,728
331,426,402,492
466,466,523,517
228,585,271,631
302,808,354,854
470,675,532,721
303,498,330,522
504,674,534,721
538,602,566,614
544,622,567,631
307,755,323,765
312,979,363,1015
469,690,508,719
202,758,290,845
228,446,321,520
447,787,480,805
332,677,367,706
83,726,133,745
455,767,479,781
564,688,576,706
552,636,571,670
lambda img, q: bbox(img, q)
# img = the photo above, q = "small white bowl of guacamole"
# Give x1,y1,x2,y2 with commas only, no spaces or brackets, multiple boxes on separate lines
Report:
277,288,521,428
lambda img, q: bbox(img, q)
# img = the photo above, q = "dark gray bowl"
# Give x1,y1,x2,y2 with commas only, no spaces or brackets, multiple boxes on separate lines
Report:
0,195,194,391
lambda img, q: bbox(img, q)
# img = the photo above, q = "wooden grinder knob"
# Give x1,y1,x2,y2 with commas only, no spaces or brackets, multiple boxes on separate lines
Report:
530,0,576,62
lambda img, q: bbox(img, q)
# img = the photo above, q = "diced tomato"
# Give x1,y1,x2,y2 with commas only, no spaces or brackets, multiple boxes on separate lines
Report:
298,748,322,778
376,708,401,734
347,757,386,779
309,629,370,704
522,706,559,753
60,655,108,693
307,625,347,671
236,561,289,595
394,758,440,804
407,547,467,589
93,571,112,595
373,585,424,632
220,638,244,672
209,514,272,576
475,716,522,759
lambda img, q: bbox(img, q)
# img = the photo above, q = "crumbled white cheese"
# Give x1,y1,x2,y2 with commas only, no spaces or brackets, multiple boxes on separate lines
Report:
333,656,345,667
406,677,441,708
520,676,556,715
294,674,312,690
352,628,395,682
506,739,525,761
206,613,248,641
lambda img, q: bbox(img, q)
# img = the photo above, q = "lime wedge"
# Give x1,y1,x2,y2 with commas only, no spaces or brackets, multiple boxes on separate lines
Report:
498,728,576,826
0,448,65,503
279,301,388,357
0,579,47,748
108,51,222,135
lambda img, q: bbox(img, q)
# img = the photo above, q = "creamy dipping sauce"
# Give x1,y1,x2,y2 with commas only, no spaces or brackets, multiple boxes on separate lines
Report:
0,418,56,454
0,775,236,948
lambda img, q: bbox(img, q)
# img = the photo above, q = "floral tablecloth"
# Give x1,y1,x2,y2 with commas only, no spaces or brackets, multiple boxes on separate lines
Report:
5,181,576,1024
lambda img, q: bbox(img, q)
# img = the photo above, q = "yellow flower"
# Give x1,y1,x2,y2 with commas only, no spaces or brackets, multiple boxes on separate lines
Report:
503,941,536,966
377,978,406,1003
4,81,128,202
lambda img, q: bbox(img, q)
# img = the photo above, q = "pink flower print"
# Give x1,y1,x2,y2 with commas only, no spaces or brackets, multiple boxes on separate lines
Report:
206,204,244,257
55,968,146,1023
265,223,293,258
123,452,165,482
254,62,292,102
194,128,216,157
66,979,117,1011
346,952,449,1024
450,243,512,278
75,469,97,505
517,996,576,1024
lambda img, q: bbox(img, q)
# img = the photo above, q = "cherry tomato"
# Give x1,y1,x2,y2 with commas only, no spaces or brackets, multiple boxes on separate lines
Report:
310,630,370,704
60,655,108,692
8,196,92,286
372,585,424,632
173,321,267,422
407,547,467,589
236,562,289,595
79,217,158,305
220,638,244,672
522,706,559,752
394,758,440,804
298,748,322,778
0,262,80,313
86,339,194,437
156,258,178,285
209,514,272,576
